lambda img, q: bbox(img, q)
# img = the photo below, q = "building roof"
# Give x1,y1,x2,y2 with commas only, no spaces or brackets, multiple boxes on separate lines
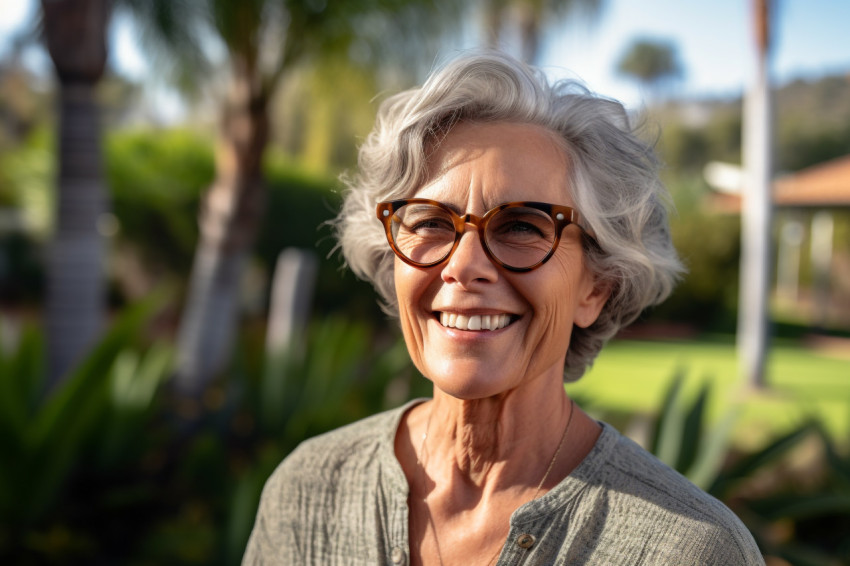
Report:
774,154,850,207
707,154,850,212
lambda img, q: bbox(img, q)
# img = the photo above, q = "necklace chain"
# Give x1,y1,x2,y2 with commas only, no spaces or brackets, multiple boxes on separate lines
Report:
416,396,576,566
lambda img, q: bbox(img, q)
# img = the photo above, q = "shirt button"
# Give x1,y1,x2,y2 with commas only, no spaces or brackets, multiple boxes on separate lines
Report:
516,533,536,549
391,547,406,564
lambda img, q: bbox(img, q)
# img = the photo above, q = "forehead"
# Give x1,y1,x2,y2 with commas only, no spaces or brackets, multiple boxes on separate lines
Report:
415,121,573,208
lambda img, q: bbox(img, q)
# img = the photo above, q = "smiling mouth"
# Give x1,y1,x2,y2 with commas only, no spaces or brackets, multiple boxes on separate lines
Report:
437,312,515,331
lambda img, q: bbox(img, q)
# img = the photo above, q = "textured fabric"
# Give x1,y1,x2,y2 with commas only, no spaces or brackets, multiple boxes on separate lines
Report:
243,400,764,565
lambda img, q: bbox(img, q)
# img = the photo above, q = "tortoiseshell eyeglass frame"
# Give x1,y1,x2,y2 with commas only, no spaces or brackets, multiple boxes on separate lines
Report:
376,198,596,273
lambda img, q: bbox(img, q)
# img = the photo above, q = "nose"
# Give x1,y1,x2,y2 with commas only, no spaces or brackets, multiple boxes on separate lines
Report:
440,223,499,286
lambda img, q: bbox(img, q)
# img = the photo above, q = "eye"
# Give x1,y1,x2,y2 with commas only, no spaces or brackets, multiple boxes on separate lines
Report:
500,220,544,236
394,205,456,239
407,215,454,234
488,208,554,243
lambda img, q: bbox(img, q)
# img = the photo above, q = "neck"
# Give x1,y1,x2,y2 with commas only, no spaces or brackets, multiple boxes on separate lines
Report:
399,377,601,566
423,376,573,489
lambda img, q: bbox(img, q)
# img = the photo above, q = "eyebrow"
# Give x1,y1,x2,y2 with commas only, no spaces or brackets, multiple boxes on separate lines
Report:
413,195,464,215
438,200,518,216
443,202,465,215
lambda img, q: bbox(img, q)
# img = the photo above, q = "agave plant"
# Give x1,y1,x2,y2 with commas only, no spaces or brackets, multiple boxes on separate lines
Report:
219,317,421,563
716,423,850,565
648,372,738,490
648,373,850,565
0,292,173,562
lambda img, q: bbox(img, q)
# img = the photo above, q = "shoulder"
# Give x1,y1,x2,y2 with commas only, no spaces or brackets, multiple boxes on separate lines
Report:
243,403,414,563
599,427,737,525
268,403,408,491
578,424,764,564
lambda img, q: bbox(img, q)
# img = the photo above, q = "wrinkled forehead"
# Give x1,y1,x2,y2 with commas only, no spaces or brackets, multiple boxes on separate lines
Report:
416,121,574,210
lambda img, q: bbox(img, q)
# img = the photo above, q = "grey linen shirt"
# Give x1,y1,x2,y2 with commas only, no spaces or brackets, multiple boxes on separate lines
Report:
243,400,764,565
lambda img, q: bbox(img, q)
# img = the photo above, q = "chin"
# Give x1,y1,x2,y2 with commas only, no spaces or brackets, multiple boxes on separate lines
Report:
425,360,520,400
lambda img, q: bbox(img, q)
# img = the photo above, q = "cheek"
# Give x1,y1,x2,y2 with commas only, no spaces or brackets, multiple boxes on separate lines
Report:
394,261,432,362
522,258,581,347
395,258,426,301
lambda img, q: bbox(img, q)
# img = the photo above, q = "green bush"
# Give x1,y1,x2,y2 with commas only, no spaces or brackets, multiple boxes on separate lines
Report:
105,130,383,320
643,175,742,331
106,128,214,277
257,154,384,322
0,128,52,305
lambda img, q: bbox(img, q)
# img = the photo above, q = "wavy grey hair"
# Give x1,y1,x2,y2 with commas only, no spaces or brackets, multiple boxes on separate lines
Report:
333,50,684,381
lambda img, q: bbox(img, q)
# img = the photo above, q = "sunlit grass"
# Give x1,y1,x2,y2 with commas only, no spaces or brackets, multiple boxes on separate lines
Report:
567,335,850,450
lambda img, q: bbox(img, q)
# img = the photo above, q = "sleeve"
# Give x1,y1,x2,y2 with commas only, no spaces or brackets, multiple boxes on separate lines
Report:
705,523,765,566
241,461,300,565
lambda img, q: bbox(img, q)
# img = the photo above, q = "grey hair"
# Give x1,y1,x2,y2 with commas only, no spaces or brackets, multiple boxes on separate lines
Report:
333,50,684,381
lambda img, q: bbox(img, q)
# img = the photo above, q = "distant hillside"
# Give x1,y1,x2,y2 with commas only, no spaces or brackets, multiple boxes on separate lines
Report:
653,71,850,174
774,73,850,171
776,73,850,129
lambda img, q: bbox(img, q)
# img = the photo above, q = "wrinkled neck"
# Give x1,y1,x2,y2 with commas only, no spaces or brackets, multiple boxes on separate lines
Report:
424,382,570,488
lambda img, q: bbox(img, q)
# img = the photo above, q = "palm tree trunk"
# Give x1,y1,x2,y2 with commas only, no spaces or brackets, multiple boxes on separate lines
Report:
174,66,269,398
46,81,107,388
482,0,506,48
516,5,542,64
41,0,110,389
738,0,774,387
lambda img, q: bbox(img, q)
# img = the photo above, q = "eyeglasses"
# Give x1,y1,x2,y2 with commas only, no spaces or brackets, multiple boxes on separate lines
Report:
376,198,591,272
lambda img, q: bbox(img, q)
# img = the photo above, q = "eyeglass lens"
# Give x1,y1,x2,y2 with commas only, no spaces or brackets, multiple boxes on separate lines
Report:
389,203,558,269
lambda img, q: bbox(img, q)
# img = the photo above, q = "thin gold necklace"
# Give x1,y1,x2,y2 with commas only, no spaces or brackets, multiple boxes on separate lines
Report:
416,397,576,566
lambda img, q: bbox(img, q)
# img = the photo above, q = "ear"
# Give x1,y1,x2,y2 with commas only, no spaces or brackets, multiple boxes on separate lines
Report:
573,275,612,329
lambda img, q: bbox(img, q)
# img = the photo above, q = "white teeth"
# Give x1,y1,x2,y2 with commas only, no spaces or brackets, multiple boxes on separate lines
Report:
438,312,512,331
456,314,469,329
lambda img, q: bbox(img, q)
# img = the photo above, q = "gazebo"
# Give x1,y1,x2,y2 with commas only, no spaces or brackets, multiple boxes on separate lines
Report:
707,155,850,328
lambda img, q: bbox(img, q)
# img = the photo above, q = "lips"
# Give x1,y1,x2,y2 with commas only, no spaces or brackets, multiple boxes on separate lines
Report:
438,312,513,331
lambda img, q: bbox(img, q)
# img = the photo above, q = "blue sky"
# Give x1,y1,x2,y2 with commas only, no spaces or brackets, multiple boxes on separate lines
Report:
2,0,850,112
537,0,850,107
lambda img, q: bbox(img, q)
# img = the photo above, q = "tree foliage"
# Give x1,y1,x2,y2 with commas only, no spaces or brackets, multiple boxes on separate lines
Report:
113,0,463,395
482,0,604,64
617,37,683,95
121,0,455,96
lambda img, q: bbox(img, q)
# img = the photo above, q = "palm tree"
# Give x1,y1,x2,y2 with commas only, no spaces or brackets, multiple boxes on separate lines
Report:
616,37,683,102
124,0,456,397
482,0,604,64
40,0,112,389
738,0,775,387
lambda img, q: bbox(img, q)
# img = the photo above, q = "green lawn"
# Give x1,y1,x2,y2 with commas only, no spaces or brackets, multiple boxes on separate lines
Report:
566,335,850,450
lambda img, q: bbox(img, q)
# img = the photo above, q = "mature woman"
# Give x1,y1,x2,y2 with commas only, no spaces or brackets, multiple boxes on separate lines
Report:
243,52,763,565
